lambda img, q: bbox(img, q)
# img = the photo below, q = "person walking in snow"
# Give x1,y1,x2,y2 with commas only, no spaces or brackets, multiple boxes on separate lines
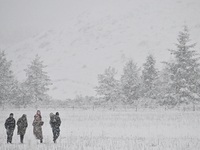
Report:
49,112,61,143
4,113,16,143
17,114,28,143
32,115,44,143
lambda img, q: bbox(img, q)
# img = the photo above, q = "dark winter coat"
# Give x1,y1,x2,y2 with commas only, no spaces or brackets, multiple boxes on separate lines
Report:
32,118,44,140
50,115,56,128
50,115,61,129
17,114,28,135
55,116,61,128
5,117,16,130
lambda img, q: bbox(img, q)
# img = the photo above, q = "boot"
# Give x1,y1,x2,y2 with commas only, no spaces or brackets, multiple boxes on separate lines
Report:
40,139,43,143
10,137,12,144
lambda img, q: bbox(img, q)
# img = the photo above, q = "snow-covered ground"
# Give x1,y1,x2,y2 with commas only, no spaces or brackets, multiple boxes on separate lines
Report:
0,108,200,150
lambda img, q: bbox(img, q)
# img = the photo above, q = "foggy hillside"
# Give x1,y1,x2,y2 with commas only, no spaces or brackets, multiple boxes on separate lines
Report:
1,0,200,100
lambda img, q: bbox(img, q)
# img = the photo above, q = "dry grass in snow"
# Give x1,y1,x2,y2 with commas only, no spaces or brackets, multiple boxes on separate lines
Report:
0,108,200,150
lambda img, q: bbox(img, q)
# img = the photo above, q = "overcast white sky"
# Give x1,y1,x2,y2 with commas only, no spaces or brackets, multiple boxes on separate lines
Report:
1,0,200,46
0,0,80,45
0,0,132,45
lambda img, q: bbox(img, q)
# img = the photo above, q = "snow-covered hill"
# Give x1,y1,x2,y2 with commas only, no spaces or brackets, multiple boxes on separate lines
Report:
2,0,200,100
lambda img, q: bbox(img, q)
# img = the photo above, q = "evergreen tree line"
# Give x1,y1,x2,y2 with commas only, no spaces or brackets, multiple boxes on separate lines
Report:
0,53,52,109
95,26,200,110
0,26,200,110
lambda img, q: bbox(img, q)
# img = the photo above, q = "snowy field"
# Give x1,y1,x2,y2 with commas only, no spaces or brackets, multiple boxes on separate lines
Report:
0,108,200,150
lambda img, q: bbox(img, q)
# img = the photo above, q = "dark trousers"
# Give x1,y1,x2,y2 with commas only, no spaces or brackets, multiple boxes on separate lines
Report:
52,128,60,141
20,135,24,143
7,129,14,143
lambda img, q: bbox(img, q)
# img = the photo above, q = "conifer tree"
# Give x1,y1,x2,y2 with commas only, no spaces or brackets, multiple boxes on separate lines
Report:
95,67,120,109
164,26,200,108
141,54,158,99
14,82,30,108
121,60,140,109
24,55,52,107
158,64,177,108
0,51,16,108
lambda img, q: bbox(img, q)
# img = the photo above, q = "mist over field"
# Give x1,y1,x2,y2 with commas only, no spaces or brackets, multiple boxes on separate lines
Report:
0,0,200,149
0,0,200,99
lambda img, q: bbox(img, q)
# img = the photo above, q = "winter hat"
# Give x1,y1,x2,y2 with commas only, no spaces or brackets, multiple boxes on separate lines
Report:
56,112,59,115
10,113,13,116
22,114,26,118
37,110,41,115
49,113,54,117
